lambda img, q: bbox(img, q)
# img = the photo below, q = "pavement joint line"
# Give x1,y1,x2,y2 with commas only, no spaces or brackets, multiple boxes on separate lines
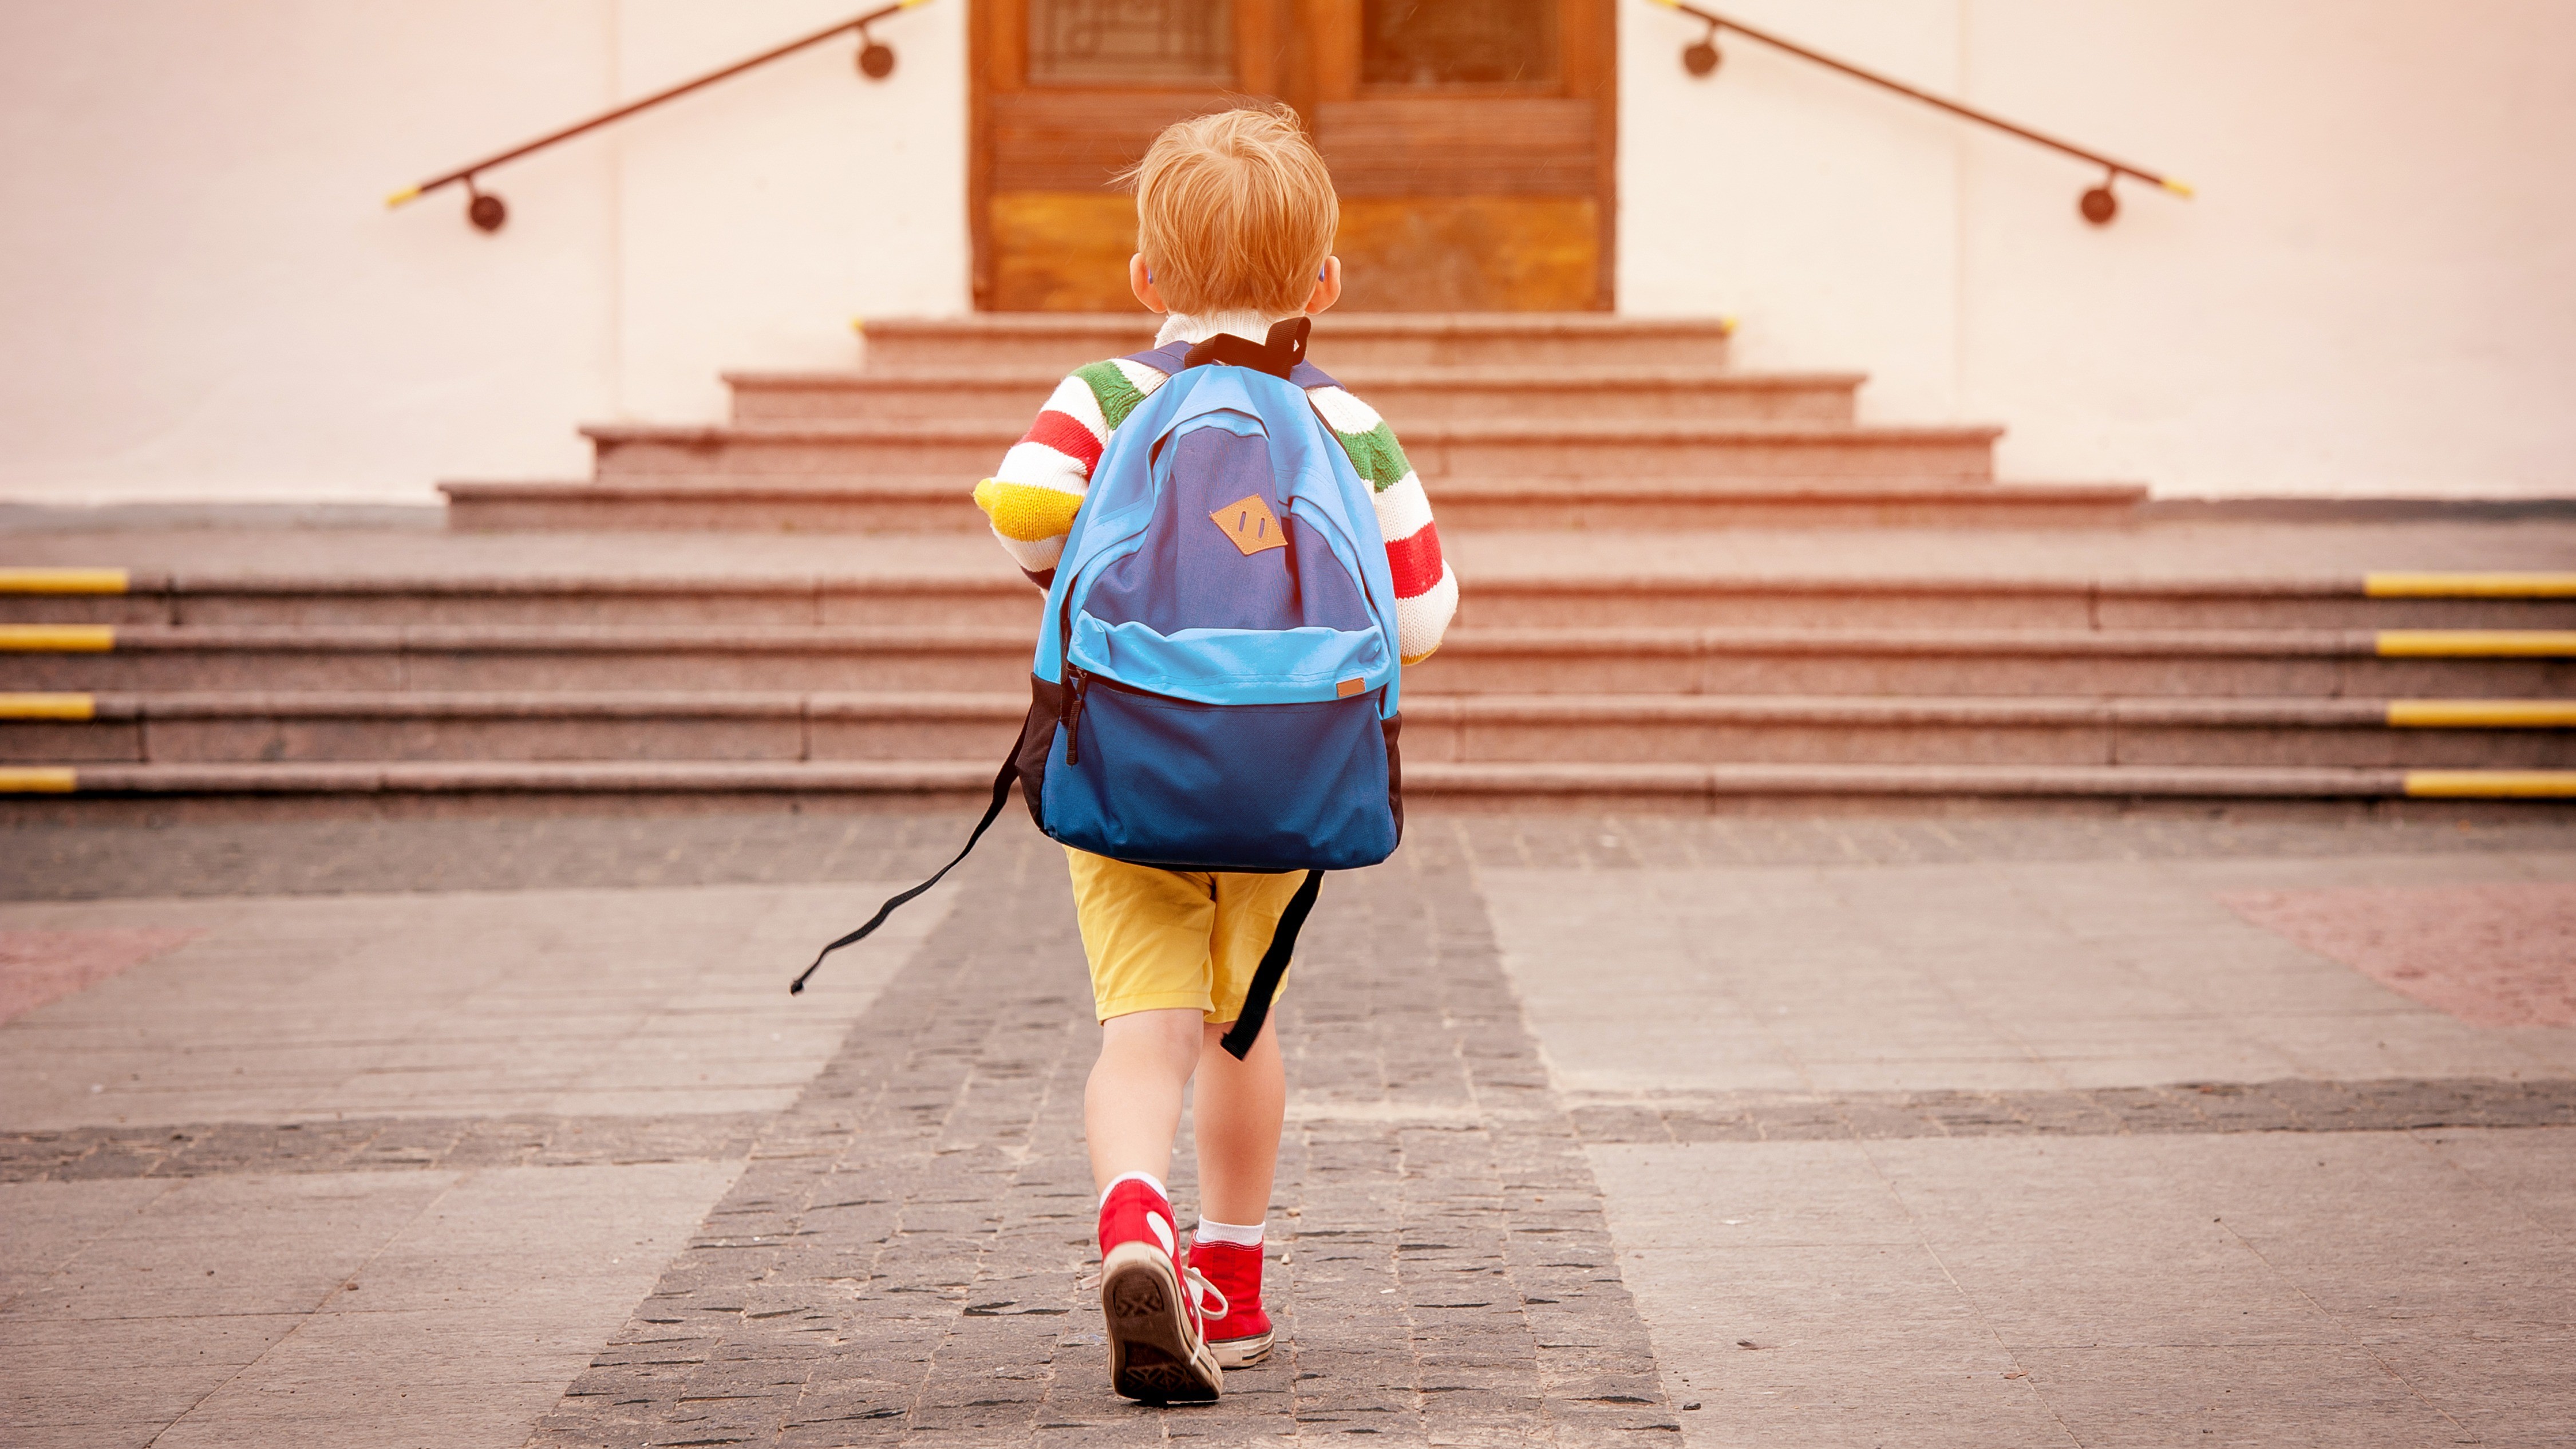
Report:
0,1114,773,1183
1562,1078,2576,1143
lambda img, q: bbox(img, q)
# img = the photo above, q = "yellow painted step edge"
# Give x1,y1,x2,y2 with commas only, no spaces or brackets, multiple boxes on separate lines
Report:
2366,572,2576,598
0,625,116,652
0,767,76,793
2376,630,2576,657
0,693,94,721
0,567,128,594
2388,700,2576,728
2403,770,2576,799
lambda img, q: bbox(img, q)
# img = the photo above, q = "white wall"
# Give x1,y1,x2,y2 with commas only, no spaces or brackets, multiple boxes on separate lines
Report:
1621,0,2576,498
0,0,966,506
6,2,2569,504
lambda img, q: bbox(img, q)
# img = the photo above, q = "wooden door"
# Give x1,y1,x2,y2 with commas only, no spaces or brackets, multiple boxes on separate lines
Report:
971,0,1613,312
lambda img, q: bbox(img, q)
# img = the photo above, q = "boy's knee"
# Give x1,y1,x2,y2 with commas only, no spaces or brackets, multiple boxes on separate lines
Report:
1101,1006,1207,1073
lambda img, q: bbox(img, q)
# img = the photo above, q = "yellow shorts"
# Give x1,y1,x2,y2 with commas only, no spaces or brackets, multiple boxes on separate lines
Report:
1065,847,1309,1023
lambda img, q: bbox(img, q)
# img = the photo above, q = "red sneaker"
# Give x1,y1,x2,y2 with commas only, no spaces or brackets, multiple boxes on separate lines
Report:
1187,1237,1274,1367
1096,1180,1222,1402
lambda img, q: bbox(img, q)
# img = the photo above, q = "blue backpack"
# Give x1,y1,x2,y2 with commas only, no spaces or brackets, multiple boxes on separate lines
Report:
797,318,1405,1057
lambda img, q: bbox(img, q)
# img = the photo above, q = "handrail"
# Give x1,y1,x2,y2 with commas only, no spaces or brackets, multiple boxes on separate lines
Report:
1644,0,2188,224
387,0,935,232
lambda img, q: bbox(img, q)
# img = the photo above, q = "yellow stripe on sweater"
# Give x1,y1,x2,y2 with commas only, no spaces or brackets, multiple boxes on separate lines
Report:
0,568,128,594
2387,700,2576,728
0,693,95,720
973,477,1084,543
2375,630,2576,657
2403,770,2576,798
0,625,115,652
2365,573,2576,598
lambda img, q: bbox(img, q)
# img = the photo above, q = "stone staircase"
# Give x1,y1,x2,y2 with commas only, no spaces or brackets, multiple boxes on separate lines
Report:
4,312,2573,810
443,315,2146,532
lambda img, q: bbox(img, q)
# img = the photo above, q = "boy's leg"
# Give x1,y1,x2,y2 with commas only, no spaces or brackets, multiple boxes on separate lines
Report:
1068,850,1227,1401
1185,871,1305,1369
1193,1014,1284,1224
1085,1007,1204,1191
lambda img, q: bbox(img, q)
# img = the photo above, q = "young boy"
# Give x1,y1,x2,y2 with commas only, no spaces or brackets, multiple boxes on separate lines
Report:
970,106,1457,1402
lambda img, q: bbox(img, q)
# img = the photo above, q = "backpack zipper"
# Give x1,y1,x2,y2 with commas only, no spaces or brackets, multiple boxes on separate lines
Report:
1062,666,1090,766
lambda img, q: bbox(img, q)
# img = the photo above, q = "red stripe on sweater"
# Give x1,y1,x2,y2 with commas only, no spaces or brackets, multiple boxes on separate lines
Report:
1021,409,1103,470
1385,521,1444,599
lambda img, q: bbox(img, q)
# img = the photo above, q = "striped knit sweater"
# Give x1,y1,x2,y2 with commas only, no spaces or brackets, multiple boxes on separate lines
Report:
971,313,1458,664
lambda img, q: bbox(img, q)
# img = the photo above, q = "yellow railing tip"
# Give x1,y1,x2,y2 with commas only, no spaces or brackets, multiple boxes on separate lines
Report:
1717,314,1740,337
2161,177,2195,199
0,567,128,594
0,767,77,794
385,185,423,209
851,316,867,334
900,0,935,9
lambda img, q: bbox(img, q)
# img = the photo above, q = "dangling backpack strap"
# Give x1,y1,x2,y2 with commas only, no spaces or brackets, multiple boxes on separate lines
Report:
789,752,1018,995
1216,867,1325,1060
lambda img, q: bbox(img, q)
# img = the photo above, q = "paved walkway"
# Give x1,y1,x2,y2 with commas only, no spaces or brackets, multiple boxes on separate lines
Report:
3,807,2572,1446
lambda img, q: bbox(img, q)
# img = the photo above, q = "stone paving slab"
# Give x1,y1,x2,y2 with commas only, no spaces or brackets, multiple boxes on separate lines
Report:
1587,1130,2576,1448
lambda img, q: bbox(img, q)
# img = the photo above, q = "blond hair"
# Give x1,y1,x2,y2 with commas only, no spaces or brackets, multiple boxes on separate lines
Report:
1124,105,1338,317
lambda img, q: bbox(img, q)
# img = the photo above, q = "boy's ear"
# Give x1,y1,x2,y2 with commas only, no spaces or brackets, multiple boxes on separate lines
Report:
1303,256,1342,317
1129,254,1168,315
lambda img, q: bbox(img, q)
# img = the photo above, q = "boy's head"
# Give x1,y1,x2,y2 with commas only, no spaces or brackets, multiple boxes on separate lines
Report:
1125,105,1340,318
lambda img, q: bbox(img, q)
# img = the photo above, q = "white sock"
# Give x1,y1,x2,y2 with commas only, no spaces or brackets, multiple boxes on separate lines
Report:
1100,1171,1167,1206
1195,1216,1265,1248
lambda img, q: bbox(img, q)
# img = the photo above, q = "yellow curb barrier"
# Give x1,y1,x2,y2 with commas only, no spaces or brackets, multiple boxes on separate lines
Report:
2375,630,2576,657
0,568,129,594
2366,573,2576,598
0,693,95,720
2403,770,2576,799
0,625,116,651
0,767,76,793
2387,700,2576,728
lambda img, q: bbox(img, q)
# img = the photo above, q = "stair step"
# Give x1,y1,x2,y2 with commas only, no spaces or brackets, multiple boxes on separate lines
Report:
855,313,1740,370
726,367,1862,426
14,571,2574,631
441,476,2131,534
5,624,2571,696
9,692,2570,770
10,759,2573,804
579,419,2002,483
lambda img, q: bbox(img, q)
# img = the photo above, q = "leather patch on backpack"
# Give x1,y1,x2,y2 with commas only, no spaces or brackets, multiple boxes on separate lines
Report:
1211,495,1287,556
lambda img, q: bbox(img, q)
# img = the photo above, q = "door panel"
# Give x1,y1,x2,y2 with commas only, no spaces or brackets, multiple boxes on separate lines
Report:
971,0,1611,311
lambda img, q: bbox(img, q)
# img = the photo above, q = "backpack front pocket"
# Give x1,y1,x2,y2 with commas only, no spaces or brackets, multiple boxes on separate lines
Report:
1042,680,1398,872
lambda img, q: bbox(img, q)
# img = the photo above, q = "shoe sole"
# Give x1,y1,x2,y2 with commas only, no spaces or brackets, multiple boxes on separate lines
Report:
1209,1328,1274,1369
1102,1241,1222,1403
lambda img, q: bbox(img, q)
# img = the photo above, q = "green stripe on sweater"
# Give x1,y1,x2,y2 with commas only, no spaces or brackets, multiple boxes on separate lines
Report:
1335,421,1412,492
1075,361,1149,432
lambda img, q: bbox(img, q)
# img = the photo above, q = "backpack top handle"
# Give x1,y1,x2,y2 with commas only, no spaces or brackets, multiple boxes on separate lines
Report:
1181,316,1311,380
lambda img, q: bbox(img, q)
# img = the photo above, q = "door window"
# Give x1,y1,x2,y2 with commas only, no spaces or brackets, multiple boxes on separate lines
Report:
1026,0,1234,86
1361,0,1559,88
